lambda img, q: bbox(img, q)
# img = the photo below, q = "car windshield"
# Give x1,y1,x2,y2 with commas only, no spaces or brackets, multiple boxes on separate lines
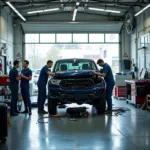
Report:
35,70,41,74
54,59,97,72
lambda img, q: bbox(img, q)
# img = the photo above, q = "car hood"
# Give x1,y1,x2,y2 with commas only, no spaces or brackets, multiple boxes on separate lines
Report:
54,70,94,79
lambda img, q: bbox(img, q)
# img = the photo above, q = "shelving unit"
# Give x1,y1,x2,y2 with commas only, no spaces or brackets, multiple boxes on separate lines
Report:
0,76,23,111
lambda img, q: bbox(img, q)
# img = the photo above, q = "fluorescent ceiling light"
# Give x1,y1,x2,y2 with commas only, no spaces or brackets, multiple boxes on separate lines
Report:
44,8,59,12
134,4,150,16
89,7,121,13
27,8,59,14
76,2,80,6
6,2,26,21
72,2,80,22
72,9,77,21
28,10,43,14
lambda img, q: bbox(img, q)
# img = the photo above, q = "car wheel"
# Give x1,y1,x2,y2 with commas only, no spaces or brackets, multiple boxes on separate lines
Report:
95,99,106,114
48,97,57,115
0,137,6,143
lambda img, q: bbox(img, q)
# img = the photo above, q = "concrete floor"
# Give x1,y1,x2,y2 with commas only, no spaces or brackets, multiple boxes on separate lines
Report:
1,97,150,150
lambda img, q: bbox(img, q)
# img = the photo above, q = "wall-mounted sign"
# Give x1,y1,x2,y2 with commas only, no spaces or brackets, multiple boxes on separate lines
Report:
122,52,129,60
16,52,22,61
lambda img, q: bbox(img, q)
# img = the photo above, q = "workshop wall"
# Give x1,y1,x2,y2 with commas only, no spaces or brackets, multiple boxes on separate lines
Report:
130,7,150,76
120,26,130,72
0,6,14,74
14,19,24,70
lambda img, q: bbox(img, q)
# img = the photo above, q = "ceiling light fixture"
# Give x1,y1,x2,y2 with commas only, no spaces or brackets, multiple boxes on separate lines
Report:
6,2,26,21
28,10,43,14
88,7,121,14
134,4,150,16
72,2,80,22
27,8,59,14
44,8,60,12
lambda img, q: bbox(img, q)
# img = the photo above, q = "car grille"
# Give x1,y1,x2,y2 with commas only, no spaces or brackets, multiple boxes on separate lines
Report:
60,79,94,89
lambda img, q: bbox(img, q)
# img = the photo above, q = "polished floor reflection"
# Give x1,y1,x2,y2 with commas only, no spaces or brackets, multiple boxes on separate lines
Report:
1,97,150,150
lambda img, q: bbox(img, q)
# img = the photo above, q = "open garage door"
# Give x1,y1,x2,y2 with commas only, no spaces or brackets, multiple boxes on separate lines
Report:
25,33,119,96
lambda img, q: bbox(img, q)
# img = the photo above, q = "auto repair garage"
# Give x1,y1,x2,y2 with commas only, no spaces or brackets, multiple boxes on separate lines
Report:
0,0,150,149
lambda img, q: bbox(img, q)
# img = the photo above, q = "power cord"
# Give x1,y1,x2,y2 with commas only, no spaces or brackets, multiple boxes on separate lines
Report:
111,107,130,116
36,107,130,123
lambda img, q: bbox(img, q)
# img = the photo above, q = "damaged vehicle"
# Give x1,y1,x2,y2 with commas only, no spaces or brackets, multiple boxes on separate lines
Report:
48,58,106,115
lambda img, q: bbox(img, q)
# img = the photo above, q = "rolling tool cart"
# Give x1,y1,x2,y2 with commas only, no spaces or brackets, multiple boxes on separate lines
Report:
114,73,132,99
125,80,150,108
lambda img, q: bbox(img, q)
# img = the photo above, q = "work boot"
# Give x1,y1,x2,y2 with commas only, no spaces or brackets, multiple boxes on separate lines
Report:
104,110,112,114
21,110,28,114
29,111,32,115
38,110,48,114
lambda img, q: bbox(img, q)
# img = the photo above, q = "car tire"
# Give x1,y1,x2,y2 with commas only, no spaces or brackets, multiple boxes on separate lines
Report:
95,99,106,114
48,97,57,115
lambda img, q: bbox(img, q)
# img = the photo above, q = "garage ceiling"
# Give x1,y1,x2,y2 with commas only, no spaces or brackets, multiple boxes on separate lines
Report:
1,0,149,33
2,0,149,18
21,22,123,33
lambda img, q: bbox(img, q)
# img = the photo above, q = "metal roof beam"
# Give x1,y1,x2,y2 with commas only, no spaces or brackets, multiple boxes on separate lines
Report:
11,1,148,6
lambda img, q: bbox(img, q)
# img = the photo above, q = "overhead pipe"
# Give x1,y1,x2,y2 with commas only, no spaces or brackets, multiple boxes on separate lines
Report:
16,4,129,11
11,2,147,6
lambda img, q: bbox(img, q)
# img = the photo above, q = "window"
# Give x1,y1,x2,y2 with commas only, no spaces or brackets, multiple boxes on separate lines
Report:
144,35,149,46
89,34,104,42
40,34,55,43
73,34,88,43
104,50,107,58
105,34,119,42
25,34,39,43
140,34,149,47
25,33,120,44
140,37,145,47
56,34,72,43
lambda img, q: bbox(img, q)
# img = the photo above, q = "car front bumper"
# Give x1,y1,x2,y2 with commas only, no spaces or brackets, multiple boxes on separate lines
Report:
48,85,105,104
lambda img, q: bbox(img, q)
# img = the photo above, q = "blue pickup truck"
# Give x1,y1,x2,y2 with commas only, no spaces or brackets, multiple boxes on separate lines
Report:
48,58,106,115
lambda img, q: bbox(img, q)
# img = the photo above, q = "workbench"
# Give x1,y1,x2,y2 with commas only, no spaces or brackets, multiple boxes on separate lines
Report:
125,80,150,108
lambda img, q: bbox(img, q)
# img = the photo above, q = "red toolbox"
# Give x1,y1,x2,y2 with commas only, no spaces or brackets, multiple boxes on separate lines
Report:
114,86,126,98
0,77,10,86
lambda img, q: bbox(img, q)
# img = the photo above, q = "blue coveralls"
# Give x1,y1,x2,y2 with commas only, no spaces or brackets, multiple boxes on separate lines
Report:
9,67,19,114
37,66,50,111
102,63,115,111
20,68,32,111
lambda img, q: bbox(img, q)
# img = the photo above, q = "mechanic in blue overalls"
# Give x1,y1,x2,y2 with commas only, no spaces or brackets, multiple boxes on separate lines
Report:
20,60,32,115
9,60,21,116
93,59,115,113
37,60,55,114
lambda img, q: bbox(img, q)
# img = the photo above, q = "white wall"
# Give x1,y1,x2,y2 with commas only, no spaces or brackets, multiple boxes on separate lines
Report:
14,19,24,66
130,7,150,77
0,6,14,73
119,26,130,72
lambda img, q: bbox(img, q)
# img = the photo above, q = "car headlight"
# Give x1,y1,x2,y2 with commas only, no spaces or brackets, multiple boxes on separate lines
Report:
50,79,61,85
